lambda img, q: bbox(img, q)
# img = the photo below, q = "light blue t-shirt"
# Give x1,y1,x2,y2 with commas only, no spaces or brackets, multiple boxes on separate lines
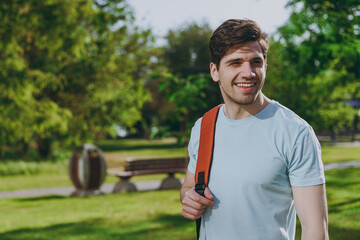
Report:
188,101,325,240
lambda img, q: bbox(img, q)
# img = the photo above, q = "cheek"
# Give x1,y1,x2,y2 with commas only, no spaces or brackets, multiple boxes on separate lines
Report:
220,69,239,82
257,69,266,80
261,72,266,81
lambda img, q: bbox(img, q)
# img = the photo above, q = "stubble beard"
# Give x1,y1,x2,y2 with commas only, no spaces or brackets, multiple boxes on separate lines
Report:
219,80,260,106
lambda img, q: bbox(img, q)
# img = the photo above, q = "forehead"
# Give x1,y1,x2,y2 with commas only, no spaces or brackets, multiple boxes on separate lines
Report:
222,41,264,62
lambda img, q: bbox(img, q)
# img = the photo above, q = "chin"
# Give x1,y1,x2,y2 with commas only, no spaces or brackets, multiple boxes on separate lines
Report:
236,100,256,106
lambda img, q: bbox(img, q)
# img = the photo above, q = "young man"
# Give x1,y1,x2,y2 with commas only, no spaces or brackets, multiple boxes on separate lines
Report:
180,19,329,240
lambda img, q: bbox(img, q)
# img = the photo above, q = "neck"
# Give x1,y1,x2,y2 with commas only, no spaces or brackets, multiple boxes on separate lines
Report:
223,94,270,120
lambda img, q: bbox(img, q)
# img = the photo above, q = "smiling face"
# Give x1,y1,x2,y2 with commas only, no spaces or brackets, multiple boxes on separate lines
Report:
210,41,267,108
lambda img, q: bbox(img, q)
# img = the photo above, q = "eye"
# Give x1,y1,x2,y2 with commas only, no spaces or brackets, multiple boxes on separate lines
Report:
252,59,263,66
230,61,241,66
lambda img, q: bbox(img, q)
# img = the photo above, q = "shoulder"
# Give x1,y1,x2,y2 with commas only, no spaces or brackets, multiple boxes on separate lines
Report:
267,101,319,157
188,117,203,149
190,104,223,139
191,117,202,137
270,101,311,132
187,117,203,173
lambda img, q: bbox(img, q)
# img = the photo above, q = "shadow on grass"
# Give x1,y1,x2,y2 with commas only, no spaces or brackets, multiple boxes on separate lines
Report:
326,168,360,184
13,195,67,202
3,215,360,240
0,214,195,240
328,224,360,240
296,222,360,240
328,198,360,213
325,168,360,211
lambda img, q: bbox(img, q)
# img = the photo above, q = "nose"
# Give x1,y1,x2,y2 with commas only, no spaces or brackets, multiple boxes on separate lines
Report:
240,62,256,79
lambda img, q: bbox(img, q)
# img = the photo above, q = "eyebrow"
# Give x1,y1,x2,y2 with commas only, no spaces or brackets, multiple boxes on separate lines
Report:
224,57,263,65
224,58,243,65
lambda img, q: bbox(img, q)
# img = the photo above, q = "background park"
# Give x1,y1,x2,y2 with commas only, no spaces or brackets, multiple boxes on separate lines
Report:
0,0,360,239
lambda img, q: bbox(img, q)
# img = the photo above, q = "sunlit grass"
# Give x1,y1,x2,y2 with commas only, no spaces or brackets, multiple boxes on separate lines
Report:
321,145,360,163
0,168,359,239
295,167,360,239
0,190,195,240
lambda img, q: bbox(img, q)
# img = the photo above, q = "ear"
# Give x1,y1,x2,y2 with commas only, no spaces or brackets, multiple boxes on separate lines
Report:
210,63,219,82
264,58,267,71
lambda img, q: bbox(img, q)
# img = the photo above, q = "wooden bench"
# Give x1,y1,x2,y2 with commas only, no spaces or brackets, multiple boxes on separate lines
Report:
111,157,186,193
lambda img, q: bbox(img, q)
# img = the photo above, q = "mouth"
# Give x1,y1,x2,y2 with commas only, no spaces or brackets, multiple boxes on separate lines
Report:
235,82,257,88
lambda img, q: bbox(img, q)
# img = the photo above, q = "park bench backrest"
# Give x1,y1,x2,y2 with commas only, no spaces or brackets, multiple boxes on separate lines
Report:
124,157,186,172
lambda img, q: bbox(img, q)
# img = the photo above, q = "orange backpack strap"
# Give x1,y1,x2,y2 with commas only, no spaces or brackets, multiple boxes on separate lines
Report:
194,104,222,196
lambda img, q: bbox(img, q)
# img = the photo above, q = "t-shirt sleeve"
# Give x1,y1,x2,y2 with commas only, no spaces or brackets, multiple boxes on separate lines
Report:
288,125,325,187
187,118,202,174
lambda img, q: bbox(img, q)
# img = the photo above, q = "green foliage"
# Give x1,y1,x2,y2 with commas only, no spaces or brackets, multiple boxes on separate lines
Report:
0,160,67,176
149,23,222,143
0,146,71,177
164,23,212,78
0,0,154,158
156,73,220,144
265,0,360,137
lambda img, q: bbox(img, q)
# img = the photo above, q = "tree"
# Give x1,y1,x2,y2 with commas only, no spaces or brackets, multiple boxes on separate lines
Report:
149,22,222,143
264,0,360,140
0,0,154,158
164,23,213,78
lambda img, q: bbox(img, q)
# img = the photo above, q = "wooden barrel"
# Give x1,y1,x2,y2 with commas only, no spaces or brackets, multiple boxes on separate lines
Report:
69,144,106,192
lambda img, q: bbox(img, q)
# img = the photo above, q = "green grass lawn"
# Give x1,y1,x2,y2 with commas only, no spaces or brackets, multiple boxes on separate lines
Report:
0,167,359,240
0,139,359,239
324,167,360,239
294,167,360,239
0,190,194,240
322,145,360,163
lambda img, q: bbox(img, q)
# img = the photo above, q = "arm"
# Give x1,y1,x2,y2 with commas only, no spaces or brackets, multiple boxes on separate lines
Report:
292,184,329,240
180,170,214,220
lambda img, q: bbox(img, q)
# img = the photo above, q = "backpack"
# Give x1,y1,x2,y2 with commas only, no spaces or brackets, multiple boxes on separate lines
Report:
194,104,222,239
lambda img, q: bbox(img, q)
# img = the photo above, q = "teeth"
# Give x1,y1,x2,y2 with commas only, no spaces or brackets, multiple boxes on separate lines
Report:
236,83,255,87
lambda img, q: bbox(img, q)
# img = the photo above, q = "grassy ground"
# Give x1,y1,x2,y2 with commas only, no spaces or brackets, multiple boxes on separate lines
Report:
294,167,360,239
0,167,359,239
0,190,194,240
324,167,360,239
322,145,360,163
0,139,359,239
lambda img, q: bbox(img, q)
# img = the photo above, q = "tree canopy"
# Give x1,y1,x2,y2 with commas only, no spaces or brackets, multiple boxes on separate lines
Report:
151,23,222,143
2,0,359,158
264,0,360,139
0,0,155,157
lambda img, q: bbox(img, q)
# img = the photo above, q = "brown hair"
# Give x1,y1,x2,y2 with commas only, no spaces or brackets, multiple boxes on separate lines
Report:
209,19,269,68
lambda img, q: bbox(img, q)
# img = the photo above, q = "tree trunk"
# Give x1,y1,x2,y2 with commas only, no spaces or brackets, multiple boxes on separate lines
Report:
351,115,359,142
36,137,52,159
16,140,29,157
330,130,337,144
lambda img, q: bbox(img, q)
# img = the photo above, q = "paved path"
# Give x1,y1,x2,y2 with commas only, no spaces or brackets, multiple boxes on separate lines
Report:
324,161,360,170
0,162,359,199
0,180,165,199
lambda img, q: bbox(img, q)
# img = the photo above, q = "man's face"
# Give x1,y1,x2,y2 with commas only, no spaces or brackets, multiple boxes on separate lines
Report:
210,41,266,106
